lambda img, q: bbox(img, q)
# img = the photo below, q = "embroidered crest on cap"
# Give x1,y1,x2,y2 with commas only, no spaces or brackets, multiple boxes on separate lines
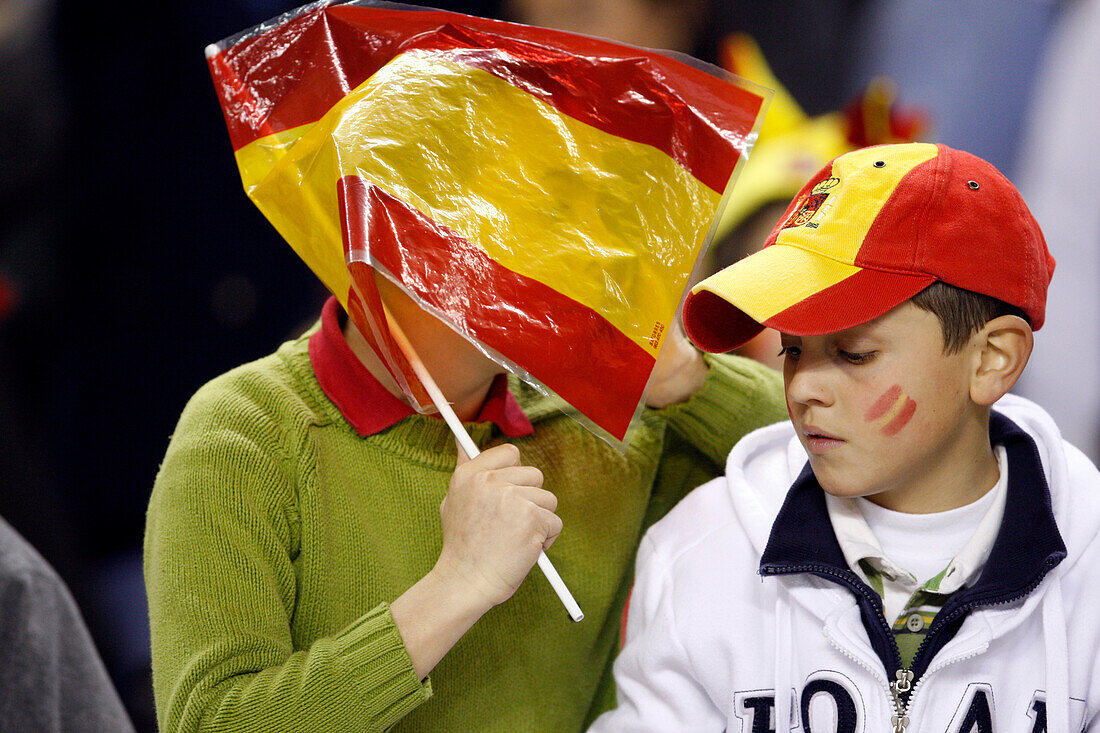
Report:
782,177,840,229
783,192,828,228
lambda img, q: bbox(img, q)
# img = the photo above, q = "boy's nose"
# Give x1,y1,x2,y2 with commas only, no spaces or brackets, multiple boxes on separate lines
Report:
785,360,833,407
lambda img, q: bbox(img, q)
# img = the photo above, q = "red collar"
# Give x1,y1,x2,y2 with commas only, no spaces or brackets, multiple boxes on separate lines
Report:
308,297,533,438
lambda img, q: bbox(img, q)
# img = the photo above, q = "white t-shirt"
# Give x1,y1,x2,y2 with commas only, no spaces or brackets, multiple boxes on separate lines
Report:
826,446,1008,623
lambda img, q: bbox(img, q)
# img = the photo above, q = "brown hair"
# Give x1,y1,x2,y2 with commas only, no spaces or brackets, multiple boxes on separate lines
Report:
911,281,1029,354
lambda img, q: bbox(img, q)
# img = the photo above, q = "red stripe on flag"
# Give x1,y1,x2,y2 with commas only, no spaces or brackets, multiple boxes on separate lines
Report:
209,5,759,193
339,175,655,440
344,264,436,410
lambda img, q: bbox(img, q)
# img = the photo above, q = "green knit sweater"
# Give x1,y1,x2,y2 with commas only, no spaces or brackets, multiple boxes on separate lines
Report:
145,326,785,732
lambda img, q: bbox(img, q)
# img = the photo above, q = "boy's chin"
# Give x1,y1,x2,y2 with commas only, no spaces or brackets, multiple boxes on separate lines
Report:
811,470,878,502
818,484,875,501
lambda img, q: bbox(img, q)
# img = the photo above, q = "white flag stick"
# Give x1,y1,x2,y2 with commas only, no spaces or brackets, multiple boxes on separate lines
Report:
380,303,584,623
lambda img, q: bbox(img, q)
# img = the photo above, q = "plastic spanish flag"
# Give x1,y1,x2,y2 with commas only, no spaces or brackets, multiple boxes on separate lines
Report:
206,1,769,446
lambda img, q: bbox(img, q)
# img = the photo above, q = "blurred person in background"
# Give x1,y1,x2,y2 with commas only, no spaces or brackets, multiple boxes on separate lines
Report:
1013,0,1100,461
1,3,134,728
697,0,868,116
503,0,705,53
0,513,135,731
0,0,77,583
842,0,1061,177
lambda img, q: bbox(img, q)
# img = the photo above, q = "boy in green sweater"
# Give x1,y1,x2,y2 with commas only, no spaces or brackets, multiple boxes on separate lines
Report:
144,271,786,732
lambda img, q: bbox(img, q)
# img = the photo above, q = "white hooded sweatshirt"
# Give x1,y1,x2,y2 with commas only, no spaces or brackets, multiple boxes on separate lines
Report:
591,395,1100,732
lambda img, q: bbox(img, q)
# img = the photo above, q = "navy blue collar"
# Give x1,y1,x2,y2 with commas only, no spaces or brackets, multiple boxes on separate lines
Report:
759,410,1066,679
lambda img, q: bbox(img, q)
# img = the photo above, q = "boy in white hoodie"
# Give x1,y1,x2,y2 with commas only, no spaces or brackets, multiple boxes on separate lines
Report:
590,142,1100,732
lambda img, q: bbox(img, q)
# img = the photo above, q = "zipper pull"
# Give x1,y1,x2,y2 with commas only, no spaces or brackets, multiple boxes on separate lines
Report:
889,669,914,733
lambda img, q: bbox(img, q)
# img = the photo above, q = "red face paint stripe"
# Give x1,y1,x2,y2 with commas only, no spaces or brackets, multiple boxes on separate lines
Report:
864,385,903,422
882,397,917,437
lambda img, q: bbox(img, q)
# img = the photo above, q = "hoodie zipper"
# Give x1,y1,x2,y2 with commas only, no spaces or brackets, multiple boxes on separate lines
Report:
766,552,1064,732
888,669,914,732
824,624,911,732
884,648,988,733
765,550,1064,726
899,559,1062,727
766,563,910,730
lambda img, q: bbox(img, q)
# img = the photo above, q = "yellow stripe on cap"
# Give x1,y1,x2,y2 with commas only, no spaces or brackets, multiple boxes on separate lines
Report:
692,242,862,322
238,50,721,356
691,143,939,325
776,143,939,264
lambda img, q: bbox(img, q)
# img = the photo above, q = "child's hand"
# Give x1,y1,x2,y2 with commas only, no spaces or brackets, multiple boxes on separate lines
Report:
644,320,708,408
433,443,562,609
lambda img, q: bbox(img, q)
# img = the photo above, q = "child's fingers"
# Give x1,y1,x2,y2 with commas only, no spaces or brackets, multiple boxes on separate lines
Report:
508,485,558,513
541,509,564,551
454,441,521,470
491,465,544,489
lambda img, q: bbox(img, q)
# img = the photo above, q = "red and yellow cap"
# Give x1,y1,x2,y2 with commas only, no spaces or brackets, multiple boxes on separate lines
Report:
683,142,1055,353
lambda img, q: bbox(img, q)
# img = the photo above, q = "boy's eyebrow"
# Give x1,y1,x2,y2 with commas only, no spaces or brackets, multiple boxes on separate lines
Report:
838,329,878,342
777,326,884,346
835,320,889,340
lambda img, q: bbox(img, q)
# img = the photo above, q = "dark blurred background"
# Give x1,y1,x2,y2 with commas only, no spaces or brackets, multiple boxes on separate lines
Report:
2,0,1094,729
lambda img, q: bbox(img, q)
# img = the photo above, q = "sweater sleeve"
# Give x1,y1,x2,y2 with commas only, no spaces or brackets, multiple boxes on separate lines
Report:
144,374,430,733
660,352,786,465
644,353,785,528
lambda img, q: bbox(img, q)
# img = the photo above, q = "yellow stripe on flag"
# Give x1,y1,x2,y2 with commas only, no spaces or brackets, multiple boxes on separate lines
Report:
237,125,314,195
236,50,721,356
235,122,351,309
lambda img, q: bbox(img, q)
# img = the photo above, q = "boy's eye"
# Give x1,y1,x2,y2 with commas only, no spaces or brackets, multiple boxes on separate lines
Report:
777,346,801,361
838,350,875,364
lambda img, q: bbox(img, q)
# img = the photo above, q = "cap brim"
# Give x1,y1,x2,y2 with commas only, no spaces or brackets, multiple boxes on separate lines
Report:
684,243,936,352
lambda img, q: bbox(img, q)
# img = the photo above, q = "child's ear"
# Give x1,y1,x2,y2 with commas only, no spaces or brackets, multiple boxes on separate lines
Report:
969,315,1034,406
